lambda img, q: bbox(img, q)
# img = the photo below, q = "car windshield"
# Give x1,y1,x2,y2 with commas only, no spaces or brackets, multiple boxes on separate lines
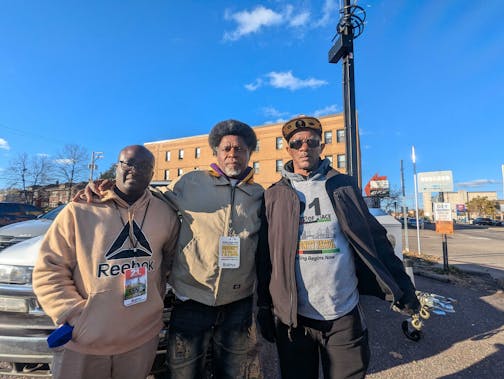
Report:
39,205,65,220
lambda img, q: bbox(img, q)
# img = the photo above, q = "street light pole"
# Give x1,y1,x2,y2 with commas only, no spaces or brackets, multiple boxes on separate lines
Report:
400,159,409,252
88,151,104,182
412,146,421,254
328,0,365,188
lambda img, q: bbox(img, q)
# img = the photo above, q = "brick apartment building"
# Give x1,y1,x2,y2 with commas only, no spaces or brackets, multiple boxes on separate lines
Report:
145,113,349,189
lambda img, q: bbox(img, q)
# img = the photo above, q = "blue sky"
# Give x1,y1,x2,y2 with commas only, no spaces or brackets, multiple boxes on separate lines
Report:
1,0,503,205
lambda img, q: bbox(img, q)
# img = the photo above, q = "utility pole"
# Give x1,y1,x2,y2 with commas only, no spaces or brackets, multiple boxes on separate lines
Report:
400,160,409,252
88,152,104,182
328,0,365,188
412,146,422,254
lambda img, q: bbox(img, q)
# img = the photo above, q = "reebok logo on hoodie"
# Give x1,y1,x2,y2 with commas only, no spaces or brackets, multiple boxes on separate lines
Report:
97,221,155,278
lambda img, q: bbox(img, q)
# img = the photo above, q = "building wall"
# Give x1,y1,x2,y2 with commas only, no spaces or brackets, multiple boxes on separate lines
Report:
145,113,347,189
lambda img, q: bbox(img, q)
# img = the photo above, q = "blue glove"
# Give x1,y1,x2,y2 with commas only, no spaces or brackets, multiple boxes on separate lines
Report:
47,323,74,348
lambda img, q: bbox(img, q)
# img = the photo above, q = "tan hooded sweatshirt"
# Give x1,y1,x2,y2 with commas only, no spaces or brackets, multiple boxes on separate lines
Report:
33,189,180,355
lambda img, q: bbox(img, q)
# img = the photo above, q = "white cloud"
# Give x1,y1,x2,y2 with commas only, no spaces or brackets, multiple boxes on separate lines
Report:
289,10,310,27
244,78,264,91
314,104,339,117
224,6,283,41
457,179,499,188
36,153,50,158
262,106,289,119
54,158,74,165
267,71,328,90
223,5,314,41
315,0,339,27
0,138,10,150
246,71,327,91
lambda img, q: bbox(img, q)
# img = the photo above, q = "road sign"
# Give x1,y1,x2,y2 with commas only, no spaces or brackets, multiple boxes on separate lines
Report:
434,203,452,222
417,171,454,193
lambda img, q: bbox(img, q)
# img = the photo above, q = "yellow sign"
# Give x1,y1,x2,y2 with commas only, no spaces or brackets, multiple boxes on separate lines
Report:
436,221,453,235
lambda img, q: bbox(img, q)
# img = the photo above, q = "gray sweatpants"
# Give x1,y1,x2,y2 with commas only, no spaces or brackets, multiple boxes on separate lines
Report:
51,335,159,379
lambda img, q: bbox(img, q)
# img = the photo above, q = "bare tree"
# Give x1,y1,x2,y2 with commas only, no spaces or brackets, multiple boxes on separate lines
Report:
7,153,30,203
379,188,402,215
31,155,54,187
6,153,55,203
56,144,88,202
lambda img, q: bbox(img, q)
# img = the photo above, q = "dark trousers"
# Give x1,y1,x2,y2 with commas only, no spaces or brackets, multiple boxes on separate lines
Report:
165,296,261,379
275,306,370,379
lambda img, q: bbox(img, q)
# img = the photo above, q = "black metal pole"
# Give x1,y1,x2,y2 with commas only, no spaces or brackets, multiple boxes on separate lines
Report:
439,192,449,272
442,234,449,273
328,0,365,189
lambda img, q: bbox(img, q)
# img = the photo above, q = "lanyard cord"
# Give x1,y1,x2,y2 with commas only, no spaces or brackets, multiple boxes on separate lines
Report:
228,185,236,237
114,200,150,249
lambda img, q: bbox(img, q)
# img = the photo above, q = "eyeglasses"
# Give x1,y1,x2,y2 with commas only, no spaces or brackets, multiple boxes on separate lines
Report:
288,138,321,150
118,160,153,172
219,145,248,154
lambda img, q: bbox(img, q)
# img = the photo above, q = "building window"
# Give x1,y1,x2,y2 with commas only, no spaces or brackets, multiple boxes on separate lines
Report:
195,147,201,158
253,161,260,174
178,149,184,159
336,129,345,143
276,137,283,150
164,170,170,180
276,160,283,172
177,168,183,176
324,131,333,144
325,155,333,164
165,151,171,162
337,154,346,169
255,140,260,152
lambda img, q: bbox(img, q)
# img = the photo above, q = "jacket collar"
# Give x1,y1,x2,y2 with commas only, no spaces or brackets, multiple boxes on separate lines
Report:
208,164,258,195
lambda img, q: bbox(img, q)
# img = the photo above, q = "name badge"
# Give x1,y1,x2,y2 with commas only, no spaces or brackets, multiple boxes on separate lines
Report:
219,236,240,269
124,267,148,306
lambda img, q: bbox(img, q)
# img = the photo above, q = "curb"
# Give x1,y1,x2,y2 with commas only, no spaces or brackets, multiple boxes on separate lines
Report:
413,265,504,290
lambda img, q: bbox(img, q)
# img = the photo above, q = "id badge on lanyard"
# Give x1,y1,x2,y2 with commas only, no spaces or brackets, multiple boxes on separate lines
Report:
218,236,240,269
124,267,148,306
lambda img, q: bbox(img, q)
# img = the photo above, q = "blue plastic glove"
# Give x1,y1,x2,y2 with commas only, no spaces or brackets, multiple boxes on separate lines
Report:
47,323,74,348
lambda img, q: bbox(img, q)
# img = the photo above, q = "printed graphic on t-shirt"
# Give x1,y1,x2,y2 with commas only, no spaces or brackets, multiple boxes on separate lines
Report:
297,197,340,257
298,239,340,254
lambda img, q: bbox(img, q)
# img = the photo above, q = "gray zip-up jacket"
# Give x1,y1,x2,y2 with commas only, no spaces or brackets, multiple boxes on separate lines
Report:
257,160,419,328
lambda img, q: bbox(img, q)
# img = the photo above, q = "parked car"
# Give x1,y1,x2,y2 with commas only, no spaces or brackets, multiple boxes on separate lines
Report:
0,204,65,251
0,235,170,377
0,202,43,227
472,217,493,226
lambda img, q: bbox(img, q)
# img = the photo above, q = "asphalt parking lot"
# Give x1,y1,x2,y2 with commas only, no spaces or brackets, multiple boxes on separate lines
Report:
257,274,504,379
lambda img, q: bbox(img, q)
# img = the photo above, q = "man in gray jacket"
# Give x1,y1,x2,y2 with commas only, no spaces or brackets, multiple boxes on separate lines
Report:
256,115,419,379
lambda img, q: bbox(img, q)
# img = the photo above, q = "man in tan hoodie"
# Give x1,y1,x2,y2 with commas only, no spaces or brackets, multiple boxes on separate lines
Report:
33,145,180,379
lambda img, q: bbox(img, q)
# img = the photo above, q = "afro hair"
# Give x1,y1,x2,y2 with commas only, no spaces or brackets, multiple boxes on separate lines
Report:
208,119,257,152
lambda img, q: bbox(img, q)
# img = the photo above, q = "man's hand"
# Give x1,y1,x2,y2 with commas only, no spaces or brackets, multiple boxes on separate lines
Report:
397,290,421,316
72,179,114,203
257,307,276,343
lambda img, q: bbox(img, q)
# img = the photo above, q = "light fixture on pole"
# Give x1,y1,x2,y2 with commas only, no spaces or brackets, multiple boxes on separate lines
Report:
88,151,104,182
411,146,421,254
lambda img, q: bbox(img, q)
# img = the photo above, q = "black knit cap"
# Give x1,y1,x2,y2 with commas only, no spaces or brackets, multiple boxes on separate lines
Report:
208,119,257,151
282,115,322,141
